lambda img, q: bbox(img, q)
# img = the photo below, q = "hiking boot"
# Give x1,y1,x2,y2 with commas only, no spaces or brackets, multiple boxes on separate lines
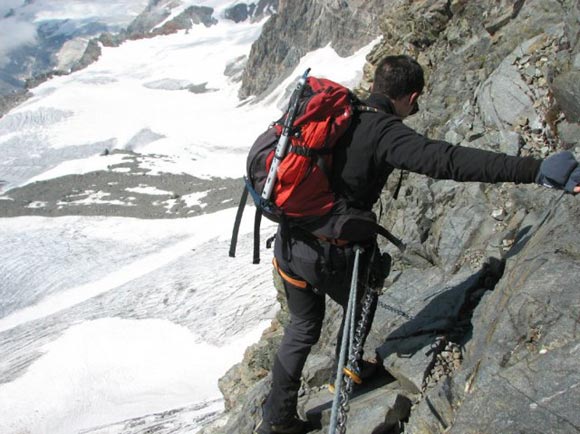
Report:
357,358,379,380
254,416,310,434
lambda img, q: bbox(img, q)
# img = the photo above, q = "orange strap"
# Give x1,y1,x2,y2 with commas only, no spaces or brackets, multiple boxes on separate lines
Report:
272,258,308,289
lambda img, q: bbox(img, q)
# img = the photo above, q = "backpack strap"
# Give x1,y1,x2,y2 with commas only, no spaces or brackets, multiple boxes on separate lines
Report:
375,223,406,252
253,208,262,264
288,144,333,157
229,185,249,258
228,181,266,264
392,169,405,200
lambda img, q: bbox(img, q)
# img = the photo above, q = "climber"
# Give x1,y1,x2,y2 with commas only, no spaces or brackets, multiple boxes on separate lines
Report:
255,54,580,434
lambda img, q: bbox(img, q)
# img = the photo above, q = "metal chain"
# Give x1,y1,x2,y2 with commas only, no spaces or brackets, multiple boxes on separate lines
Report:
377,299,414,320
334,285,378,433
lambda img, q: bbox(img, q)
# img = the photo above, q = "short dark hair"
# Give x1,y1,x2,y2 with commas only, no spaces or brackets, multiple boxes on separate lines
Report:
373,55,425,99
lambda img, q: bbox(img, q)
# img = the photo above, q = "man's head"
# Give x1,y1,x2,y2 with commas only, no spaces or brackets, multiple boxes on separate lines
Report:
372,55,425,118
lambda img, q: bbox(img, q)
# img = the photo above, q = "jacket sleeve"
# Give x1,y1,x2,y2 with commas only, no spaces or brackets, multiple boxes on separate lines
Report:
377,116,541,184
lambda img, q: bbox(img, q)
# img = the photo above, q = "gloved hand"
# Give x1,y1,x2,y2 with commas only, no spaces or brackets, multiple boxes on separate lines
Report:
536,151,580,193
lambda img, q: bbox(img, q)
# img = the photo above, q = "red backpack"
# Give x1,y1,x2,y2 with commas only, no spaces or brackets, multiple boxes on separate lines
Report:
250,76,354,219
229,73,403,263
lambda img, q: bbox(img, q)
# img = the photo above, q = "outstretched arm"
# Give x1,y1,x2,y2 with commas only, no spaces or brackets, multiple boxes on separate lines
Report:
378,118,540,184
378,117,580,193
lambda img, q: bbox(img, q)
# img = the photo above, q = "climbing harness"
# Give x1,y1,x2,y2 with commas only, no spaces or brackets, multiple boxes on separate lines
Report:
272,257,308,289
328,245,381,434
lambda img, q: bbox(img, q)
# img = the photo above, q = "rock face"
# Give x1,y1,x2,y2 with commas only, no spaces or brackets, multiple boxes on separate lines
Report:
238,0,394,99
125,3,217,38
224,1,278,23
205,1,580,433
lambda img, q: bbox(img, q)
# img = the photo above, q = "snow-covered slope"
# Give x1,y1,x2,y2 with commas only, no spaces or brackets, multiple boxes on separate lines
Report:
0,2,376,432
0,0,150,94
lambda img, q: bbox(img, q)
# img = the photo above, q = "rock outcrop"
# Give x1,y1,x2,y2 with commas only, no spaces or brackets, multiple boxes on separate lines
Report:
224,1,278,23
206,1,580,433
238,0,392,99
124,3,217,38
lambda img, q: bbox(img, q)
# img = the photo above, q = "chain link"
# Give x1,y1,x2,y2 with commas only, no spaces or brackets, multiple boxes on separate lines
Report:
334,285,378,433
377,299,414,320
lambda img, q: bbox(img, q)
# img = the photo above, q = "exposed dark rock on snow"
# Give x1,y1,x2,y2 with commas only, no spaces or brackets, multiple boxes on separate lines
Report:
126,4,217,38
224,1,278,23
0,150,242,219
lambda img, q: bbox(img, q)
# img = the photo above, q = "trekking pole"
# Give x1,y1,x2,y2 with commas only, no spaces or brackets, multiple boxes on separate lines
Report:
261,68,310,203
329,245,363,434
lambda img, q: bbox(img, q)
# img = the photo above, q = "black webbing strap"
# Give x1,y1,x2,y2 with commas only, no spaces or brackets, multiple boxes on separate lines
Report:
253,208,262,264
229,186,249,258
393,170,405,200
375,223,406,252
288,144,333,157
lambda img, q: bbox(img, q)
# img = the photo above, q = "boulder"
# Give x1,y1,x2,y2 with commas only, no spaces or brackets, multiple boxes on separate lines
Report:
551,70,580,123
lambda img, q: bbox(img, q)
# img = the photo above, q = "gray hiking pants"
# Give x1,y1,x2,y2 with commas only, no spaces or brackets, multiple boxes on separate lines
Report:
262,233,378,425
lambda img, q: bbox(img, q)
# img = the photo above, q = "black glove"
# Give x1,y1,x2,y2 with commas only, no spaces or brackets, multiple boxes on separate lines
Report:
536,151,580,193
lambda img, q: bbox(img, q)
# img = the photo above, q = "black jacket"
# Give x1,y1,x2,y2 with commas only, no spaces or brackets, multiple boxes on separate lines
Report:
332,93,542,211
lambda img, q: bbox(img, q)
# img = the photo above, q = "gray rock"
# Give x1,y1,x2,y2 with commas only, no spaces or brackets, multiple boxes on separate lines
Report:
573,53,580,69
558,120,580,146
451,343,580,433
477,36,543,132
316,386,411,433
374,267,484,393
379,334,434,395
405,377,459,433
551,70,580,123
187,82,218,94
225,3,250,22
444,129,464,145
224,1,277,23
224,56,248,81
303,353,334,387
452,195,580,433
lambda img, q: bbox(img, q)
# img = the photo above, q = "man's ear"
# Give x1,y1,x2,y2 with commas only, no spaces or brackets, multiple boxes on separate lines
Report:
409,91,420,105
